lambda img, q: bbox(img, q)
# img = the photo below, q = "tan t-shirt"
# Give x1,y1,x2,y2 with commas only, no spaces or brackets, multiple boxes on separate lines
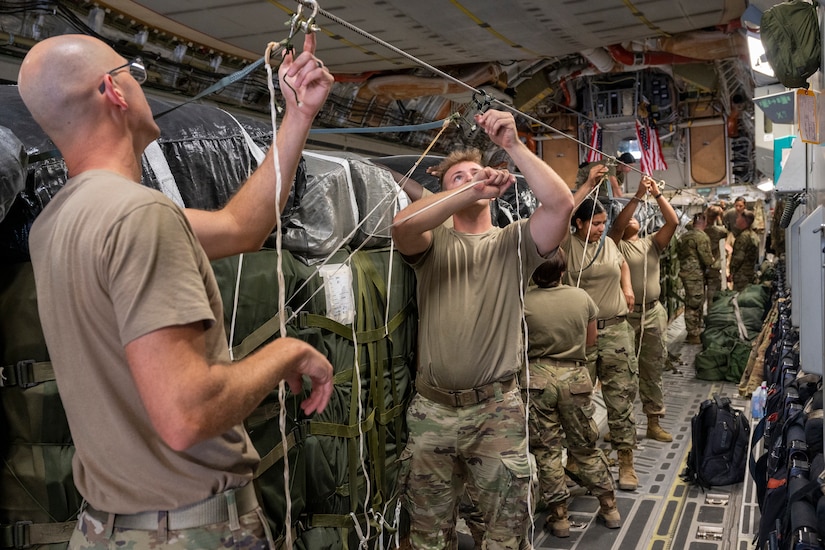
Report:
524,284,597,362
408,220,545,390
618,235,662,302
564,234,628,319
30,170,258,514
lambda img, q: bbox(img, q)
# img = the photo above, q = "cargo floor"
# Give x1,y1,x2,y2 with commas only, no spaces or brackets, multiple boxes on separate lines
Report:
457,315,760,550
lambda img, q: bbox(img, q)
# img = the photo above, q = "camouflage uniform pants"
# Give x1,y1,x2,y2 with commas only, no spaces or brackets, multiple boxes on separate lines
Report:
679,276,705,338
586,320,638,451
705,268,723,304
522,361,614,506
627,302,667,417
69,507,274,549
399,389,531,550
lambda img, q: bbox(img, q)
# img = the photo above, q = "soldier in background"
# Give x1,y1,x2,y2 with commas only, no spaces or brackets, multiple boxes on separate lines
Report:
522,249,620,538
575,152,636,198
729,210,760,291
676,213,716,345
703,204,728,300
723,196,747,238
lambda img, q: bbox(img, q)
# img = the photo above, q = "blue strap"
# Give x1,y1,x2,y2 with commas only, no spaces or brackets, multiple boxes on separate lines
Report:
153,57,267,120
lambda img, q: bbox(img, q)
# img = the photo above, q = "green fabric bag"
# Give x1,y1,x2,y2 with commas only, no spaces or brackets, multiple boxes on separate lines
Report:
0,263,80,549
760,0,821,89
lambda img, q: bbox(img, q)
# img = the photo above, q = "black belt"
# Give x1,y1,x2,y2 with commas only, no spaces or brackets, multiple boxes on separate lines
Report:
597,315,626,329
416,376,517,408
633,300,659,313
82,483,258,531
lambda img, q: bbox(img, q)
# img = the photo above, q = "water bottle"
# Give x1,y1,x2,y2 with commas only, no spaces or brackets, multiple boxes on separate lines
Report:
758,381,768,418
752,382,767,420
752,388,764,419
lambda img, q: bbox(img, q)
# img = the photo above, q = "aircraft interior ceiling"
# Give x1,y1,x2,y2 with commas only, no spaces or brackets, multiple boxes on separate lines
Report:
0,0,780,161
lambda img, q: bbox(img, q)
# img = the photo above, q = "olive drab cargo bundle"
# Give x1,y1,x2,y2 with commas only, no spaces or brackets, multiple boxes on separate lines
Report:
759,0,821,89
694,285,771,382
1,247,416,550
211,247,416,548
0,262,81,549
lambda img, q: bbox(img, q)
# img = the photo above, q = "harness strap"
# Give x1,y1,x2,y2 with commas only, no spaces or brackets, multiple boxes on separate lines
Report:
0,360,54,388
0,521,75,549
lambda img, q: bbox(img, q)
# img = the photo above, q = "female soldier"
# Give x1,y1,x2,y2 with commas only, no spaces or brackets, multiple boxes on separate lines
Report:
523,249,620,537
609,177,679,443
564,190,639,492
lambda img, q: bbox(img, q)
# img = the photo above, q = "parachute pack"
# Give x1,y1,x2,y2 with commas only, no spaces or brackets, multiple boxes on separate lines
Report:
760,0,821,89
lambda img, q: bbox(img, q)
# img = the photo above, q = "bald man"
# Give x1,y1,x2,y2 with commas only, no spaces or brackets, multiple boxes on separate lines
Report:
19,33,334,549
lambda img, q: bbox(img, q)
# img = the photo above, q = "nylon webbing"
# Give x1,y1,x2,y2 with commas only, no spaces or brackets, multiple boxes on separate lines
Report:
253,431,297,479
143,140,185,208
298,299,413,343
0,520,75,548
152,57,266,120
309,410,375,439
0,360,54,388
231,311,285,361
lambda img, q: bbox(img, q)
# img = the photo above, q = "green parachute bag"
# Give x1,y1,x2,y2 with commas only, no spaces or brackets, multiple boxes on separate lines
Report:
0,262,80,549
212,247,416,549
760,0,821,89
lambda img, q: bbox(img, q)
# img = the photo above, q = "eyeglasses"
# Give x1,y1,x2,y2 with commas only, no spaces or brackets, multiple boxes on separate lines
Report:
98,57,147,93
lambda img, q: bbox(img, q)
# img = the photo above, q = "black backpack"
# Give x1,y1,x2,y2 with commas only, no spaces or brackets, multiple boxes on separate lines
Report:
683,395,750,488
760,0,821,89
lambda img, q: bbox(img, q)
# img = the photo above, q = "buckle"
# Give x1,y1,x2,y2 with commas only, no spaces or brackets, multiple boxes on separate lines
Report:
597,319,606,330
13,520,32,549
0,360,37,389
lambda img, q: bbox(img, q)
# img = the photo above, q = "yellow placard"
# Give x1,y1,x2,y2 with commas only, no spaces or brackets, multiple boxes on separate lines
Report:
797,89,820,144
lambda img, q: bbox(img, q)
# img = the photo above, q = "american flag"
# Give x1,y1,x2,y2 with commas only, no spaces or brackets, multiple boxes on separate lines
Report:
585,122,602,163
635,118,668,174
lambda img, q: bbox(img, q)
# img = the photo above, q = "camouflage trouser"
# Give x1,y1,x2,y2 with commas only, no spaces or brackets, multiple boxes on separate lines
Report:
627,303,667,417
586,320,638,451
705,268,722,304
69,506,274,549
679,276,705,338
398,389,531,550
522,361,614,506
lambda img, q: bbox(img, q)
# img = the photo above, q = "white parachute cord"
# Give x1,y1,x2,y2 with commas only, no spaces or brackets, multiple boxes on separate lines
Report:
349,511,369,549
281,119,453,326
513,184,536,546
264,40,293,548
636,198,649,362
350,321,374,545
574,183,602,288
227,253,245,361
393,499,402,548
283,176,480,329
380,118,453,337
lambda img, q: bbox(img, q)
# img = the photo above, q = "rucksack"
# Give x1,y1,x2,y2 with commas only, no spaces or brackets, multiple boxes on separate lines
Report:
683,394,750,488
760,0,821,89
